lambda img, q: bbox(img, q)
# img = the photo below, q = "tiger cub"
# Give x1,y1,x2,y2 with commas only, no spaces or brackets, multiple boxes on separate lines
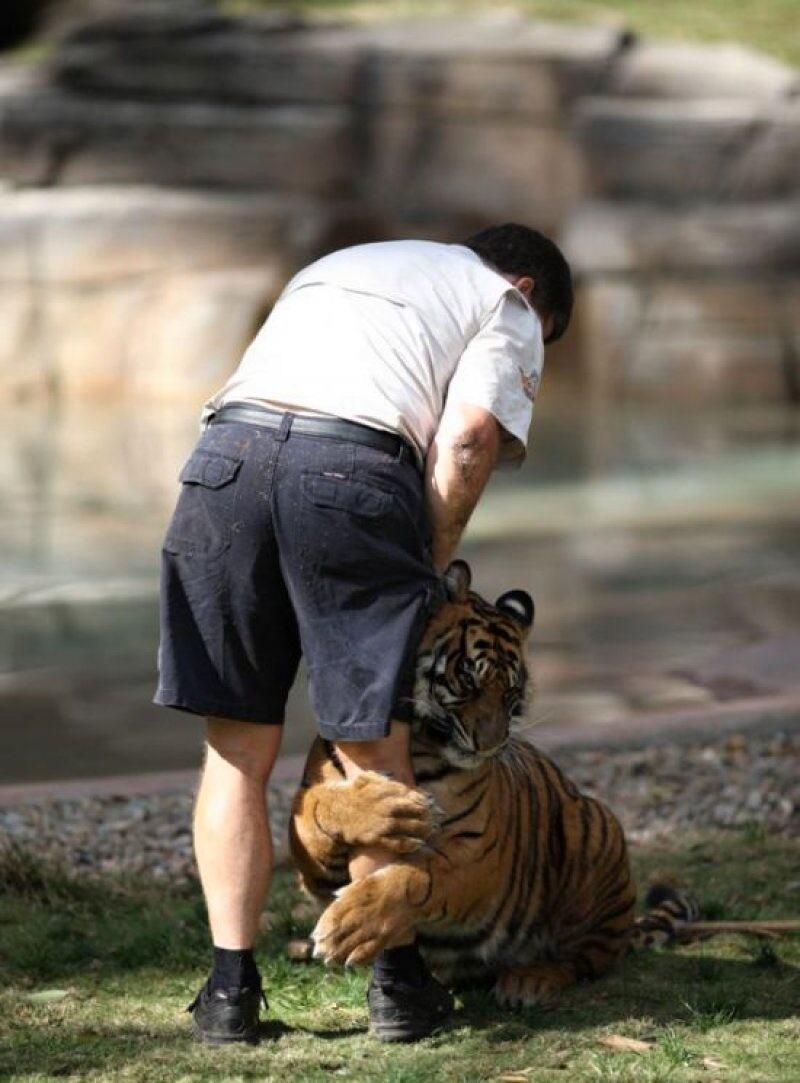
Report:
290,560,690,1006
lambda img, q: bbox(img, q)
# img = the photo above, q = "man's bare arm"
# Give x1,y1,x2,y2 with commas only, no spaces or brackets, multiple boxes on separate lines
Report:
424,402,502,573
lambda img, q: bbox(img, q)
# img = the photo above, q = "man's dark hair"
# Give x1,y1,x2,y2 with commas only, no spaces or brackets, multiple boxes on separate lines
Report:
463,223,573,343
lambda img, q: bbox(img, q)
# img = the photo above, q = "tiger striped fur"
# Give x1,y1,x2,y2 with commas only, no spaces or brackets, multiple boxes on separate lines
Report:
630,883,700,950
289,560,696,1007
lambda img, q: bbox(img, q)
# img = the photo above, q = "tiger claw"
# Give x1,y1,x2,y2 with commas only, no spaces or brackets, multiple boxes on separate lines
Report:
335,773,440,853
311,873,416,968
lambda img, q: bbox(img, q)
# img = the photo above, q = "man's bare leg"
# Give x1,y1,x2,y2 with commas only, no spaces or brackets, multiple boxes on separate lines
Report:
334,721,415,881
334,721,440,1004
194,718,283,953
187,718,282,1041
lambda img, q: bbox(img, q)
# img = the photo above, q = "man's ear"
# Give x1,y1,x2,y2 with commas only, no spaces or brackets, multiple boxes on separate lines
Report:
444,560,471,601
514,275,535,300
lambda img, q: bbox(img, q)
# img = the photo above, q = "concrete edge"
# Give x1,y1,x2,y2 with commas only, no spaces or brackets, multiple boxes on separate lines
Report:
1,694,798,808
530,692,800,752
0,754,306,807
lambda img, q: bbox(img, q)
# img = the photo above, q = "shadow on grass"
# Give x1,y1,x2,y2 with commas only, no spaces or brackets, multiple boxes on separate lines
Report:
3,949,799,1083
2,838,800,1079
258,1018,296,1041
0,1022,286,1082
297,1025,369,1039
454,948,800,1039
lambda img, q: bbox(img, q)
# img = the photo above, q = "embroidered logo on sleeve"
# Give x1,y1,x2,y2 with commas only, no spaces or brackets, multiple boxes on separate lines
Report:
520,368,539,402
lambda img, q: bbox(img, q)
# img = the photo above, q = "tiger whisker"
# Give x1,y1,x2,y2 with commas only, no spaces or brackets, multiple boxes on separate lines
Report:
514,702,557,727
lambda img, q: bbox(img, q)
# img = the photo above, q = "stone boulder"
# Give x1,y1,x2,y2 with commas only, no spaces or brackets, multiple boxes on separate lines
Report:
575,278,794,402
732,100,800,198
2,4,799,407
370,115,585,232
348,17,634,115
54,9,356,107
58,2,239,43
0,89,352,192
575,97,767,201
562,200,800,274
0,12,634,210
609,42,800,100
51,14,633,118
0,186,336,401
563,201,800,402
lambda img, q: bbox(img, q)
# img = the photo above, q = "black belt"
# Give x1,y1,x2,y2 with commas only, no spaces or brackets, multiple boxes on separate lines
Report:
208,402,419,469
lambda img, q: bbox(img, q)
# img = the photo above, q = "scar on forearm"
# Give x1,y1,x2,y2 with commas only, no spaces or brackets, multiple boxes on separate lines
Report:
452,437,486,483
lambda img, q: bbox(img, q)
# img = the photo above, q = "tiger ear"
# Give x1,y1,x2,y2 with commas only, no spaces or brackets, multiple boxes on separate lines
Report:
496,590,534,630
444,559,472,601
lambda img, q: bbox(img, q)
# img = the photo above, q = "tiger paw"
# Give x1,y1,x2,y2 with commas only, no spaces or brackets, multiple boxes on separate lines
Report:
311,871,416,967
493,963,576,1008
339,772,440,854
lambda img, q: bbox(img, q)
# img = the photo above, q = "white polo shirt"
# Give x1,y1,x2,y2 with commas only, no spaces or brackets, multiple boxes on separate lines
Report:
203,240,544,468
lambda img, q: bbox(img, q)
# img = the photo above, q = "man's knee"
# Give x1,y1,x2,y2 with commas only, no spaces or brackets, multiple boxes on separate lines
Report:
205,716,283,782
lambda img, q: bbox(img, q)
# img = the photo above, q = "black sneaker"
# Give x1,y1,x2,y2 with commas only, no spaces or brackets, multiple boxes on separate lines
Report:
367,975,453,1043
187,979,267,1045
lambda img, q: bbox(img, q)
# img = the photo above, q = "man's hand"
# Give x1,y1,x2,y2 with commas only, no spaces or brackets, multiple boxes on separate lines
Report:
424,402,501,572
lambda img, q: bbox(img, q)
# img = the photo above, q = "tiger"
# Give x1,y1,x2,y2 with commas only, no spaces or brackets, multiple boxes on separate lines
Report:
289,560,696,1006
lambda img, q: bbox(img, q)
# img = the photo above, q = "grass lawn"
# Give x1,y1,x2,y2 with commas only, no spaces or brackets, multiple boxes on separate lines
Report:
222,1,800,68
1,830,799,1082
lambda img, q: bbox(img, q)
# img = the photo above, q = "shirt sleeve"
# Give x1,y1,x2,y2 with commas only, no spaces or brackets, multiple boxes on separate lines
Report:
444,290,544,469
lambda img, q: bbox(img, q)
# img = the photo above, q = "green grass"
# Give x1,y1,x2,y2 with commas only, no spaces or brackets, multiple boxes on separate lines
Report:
221,0,800,68
1,831,799,1082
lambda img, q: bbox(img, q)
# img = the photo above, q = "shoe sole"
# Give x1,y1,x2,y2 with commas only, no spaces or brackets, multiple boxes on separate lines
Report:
369,1018,449,1043
191,1020,260,1046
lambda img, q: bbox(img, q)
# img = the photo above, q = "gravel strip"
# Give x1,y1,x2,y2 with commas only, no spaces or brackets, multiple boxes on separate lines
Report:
557,731,799,844
0,732,797,882
0,784,295,883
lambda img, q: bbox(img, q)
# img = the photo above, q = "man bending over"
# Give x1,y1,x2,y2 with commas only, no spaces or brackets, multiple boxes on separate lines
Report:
154,223,573,1044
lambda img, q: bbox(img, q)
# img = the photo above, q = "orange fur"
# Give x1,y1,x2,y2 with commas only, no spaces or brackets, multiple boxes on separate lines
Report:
289,562,689,1006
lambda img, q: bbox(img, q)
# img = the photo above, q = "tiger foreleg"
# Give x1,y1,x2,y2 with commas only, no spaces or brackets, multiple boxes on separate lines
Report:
293,772,439,865
311,859,443,967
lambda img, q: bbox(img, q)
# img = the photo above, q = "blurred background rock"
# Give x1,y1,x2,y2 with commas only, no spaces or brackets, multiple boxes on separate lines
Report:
1,0,798,786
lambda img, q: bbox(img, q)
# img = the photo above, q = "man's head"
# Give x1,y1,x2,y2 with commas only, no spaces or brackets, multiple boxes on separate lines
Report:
463,223,573,344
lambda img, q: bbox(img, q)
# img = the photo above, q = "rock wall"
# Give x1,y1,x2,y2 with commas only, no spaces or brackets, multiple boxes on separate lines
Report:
0,186,332,401
0,5,798,402
566,202,800,403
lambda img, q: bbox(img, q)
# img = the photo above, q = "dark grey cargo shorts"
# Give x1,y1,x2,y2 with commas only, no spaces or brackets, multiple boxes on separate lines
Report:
154,414,443,741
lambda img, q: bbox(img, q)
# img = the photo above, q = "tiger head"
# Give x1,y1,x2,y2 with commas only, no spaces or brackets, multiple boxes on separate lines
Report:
411,560,534,768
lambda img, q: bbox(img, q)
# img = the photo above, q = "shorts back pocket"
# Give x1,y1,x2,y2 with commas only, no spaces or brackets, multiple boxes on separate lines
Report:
301,473,393,519
164,449,243,557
